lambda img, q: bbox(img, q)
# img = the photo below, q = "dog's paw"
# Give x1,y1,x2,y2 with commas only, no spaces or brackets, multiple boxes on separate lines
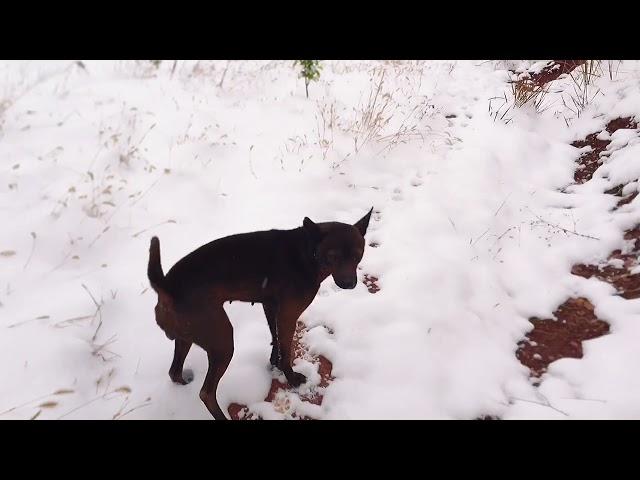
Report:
170,369,194,385
286,372,308,388
183,369,195,384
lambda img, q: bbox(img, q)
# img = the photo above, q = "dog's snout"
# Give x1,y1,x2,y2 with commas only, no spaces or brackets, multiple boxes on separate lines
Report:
335,276,358,289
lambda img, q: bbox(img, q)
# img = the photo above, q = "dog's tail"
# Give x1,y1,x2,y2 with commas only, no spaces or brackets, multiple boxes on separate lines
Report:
148,236,166,294
148,236,183,341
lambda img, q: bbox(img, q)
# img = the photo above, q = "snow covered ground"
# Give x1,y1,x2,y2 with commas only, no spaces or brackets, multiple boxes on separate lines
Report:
1,60,640,419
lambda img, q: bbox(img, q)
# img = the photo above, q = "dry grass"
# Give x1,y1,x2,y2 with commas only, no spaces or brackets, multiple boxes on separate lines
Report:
349,69,393,153
345,67,432,156
52,109,160,222
0,98,10,132
0,388,75,419
375,101,429,155
57,384,136,419
605,60,622,81
510,77,552,112
315,100,336,161
310,63,436,166
563,60,602,115
488,93,513,124
74,283,121,362
509,60,606,118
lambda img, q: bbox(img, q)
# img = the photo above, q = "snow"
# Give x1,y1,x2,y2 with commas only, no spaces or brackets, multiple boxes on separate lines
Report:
2,60,640,419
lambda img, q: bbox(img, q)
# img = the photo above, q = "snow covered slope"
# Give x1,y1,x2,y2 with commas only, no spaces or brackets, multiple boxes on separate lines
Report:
1,60,640,419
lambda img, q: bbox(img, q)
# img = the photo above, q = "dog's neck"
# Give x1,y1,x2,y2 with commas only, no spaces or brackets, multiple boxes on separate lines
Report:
295,227,330,285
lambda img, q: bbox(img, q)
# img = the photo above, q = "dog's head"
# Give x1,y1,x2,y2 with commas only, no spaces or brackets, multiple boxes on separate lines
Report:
303,207,373,289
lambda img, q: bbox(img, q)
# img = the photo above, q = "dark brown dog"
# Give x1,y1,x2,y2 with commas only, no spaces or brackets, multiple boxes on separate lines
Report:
147,208,373,420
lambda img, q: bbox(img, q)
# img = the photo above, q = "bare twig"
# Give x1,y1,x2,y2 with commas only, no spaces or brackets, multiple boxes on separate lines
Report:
471,227,491,246
82,283,101,310
131,219,177,238
218,61,230,88
0,388,74,417
529,209,600,240
559,397,607,403
493,193,512,217
81,283,106,346
448,217,458,234
113,397,152,420
510,396,569,417
88,226,110,248
0,393,56,416
58,386,128,419
128,177,161,207
53,315,93,329
22,232,37,271
248,145,258,179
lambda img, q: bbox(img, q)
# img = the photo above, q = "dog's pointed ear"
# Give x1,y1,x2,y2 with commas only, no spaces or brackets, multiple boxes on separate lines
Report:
354,207,374,237
303,217,322,239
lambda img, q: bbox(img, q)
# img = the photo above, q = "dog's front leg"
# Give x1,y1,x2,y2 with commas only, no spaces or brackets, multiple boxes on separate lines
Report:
262,301,280,367
276,298,313,388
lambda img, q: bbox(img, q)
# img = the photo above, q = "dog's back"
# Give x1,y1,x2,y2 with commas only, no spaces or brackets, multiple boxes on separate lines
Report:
148,228,315,307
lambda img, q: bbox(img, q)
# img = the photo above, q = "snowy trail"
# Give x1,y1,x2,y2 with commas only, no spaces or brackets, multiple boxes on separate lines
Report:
1,60,640,419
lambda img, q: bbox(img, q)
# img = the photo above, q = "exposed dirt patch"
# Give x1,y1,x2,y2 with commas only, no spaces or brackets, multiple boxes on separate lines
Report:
572,263,640,299
571,117,638,184
617,192,638,208
624,225,640,248
518,119,640,381
571,134,611,184
605,184,625,196
362,274,380,293
572,223,640,299
604,116,638,134
516,115,638,379
228,320,333,420
604,185,638,210
516,298,610,378
515,60,586,86
604,184,638,208
569,111,640,298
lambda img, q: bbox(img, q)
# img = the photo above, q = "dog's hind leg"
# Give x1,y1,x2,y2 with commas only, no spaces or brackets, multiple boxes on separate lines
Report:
199,305,234,420
169,339,193,385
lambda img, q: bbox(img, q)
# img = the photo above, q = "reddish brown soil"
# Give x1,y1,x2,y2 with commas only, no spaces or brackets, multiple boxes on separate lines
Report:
571,117,638,184
522,60,586,86
363,274,380,293
572,264,640,299
228,320,334,420
517,116,639,381
516,298,610,377
624,225,640,248
572,223,640,300
605,184,639,208
617,192,638,208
